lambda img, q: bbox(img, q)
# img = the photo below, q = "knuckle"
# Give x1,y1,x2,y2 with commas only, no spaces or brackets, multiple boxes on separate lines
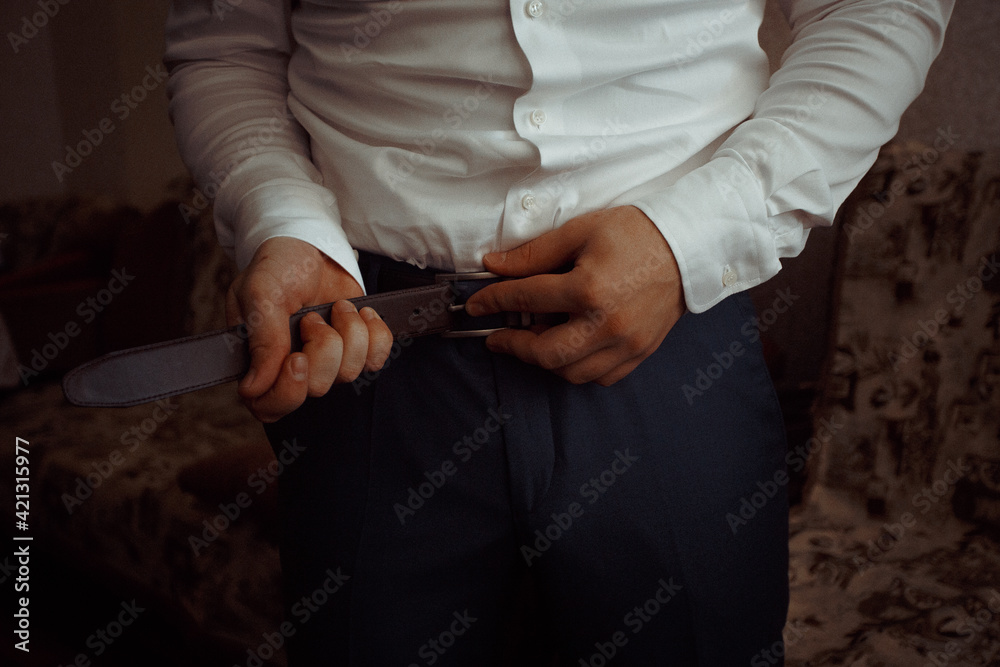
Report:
307,380,333,398
300,312,325,333
573,272,605,308
338,359,365,382
372,319,394,345
602,313,631,341
370,336,393,365
365,358,386,374
242,273,273,300
561,368,590,385
250,401,282,424
623,335,648,357
535,346,563,371
512,292,533,314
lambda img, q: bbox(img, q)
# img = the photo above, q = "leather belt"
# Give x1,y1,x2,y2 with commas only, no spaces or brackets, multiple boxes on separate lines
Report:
62,268,554,408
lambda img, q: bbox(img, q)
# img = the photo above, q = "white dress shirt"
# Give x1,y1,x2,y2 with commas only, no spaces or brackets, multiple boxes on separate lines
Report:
164,0,952,313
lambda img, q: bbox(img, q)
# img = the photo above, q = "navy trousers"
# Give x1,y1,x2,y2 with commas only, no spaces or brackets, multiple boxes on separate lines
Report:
263,255,789,666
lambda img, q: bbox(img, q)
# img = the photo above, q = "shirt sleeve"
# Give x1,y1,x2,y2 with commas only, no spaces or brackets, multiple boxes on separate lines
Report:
632,0,954,313
163,0,364,290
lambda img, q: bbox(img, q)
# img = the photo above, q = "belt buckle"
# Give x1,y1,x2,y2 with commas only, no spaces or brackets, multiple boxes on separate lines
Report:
434,271,529,338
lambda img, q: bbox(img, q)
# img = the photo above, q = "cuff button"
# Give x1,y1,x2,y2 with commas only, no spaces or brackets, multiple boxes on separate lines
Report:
722,266,738,287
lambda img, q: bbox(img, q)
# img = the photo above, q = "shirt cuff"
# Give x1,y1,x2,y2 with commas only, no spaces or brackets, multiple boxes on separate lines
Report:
213,155,365,294
632,155,785,314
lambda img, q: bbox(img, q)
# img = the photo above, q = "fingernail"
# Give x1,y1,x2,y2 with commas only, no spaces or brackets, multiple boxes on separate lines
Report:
360,306,381,321
465,301,484,317
291,356,307,381
334,300,357,313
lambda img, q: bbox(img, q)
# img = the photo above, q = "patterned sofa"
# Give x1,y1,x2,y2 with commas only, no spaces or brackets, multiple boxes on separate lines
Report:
0,142,997,665
785,143,1000,665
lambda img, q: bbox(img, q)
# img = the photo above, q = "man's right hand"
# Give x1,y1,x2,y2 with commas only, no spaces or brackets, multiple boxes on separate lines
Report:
225,237,393,423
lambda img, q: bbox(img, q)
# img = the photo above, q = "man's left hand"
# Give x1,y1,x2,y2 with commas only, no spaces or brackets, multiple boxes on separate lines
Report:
464,205,686,386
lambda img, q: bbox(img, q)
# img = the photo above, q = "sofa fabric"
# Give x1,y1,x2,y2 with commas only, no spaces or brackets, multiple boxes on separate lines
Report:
786,143,1000,665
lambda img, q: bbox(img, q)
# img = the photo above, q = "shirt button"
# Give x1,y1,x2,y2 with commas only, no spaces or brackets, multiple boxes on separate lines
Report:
520,193,537,211
722,266,738,287
525,0,544,18
530,109,546,127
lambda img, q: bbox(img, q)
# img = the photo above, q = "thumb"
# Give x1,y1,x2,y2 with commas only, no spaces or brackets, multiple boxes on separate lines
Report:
235,295,294,400
483,222,584,277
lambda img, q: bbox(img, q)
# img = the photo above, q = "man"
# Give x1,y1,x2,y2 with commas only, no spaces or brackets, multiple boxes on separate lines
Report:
164,0,952,663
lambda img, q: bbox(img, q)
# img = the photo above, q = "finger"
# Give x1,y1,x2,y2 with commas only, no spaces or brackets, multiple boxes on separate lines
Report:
244,353,310,423
557,347,643,386
465,272,579,317
329,300,369,382
360,307,393,372
593,357,645,387
482,220,586,277
485,317,611,371
299,311,345,397
235,289,295,402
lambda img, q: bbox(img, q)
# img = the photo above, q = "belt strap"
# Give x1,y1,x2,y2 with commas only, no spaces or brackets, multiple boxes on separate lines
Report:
62,276,534,408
